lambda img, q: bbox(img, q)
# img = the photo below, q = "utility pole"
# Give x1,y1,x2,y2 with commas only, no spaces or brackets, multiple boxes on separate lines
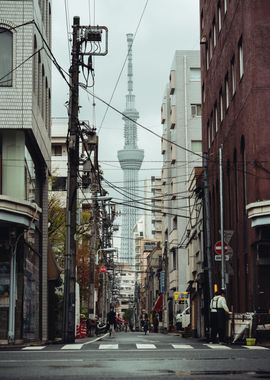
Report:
203,153,213,300
203,153,213,340
219,145,226,290
89,132,99,320
63,16,80,344
63,18,108,343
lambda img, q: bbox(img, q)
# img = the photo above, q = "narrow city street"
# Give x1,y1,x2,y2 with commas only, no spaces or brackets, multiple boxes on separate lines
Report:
1,332,270,380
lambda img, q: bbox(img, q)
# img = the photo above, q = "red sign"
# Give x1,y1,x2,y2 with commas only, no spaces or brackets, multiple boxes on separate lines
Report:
214,241,229,255
99,265,107,273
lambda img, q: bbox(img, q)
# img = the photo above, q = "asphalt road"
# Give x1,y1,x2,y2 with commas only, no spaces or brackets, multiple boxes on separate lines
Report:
1,332,270,380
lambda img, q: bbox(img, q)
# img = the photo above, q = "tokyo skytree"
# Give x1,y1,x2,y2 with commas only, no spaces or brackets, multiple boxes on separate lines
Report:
117,33,144,265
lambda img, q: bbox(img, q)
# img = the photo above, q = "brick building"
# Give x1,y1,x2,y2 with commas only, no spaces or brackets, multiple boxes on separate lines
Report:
200,0,270,313
0,1,51,343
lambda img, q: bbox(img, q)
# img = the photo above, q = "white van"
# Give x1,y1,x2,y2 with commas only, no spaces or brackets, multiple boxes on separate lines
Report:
176,306,190,329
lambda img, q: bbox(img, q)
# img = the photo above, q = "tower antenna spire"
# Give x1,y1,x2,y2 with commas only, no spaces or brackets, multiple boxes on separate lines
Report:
117,33,144,264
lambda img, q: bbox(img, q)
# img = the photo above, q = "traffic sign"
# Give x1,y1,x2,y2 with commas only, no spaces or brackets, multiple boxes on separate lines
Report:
215,255,230,261
214,240,229,255
219,230,234,244
99,265,107,273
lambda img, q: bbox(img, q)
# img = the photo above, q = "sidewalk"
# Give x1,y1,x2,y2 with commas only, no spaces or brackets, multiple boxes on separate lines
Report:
0,333,108,349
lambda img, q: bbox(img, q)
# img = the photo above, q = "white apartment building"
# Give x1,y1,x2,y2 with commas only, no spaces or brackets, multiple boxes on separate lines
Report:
0,0,51,343
161,51,202,330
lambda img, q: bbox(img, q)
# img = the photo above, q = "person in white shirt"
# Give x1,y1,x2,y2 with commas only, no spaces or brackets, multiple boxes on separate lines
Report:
209,291,220,343
217,289,230,343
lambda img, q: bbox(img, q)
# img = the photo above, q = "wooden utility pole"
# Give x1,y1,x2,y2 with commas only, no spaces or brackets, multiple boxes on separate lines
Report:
63,19,108,343
63,16,80,344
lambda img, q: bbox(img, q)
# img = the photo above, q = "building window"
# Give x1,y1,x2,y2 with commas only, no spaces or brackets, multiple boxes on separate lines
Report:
41,65,45,119
207,121,210,149
218,2,222,32
215,103,218,132
172,249,177,271
224,0,227,14
202,84,205,103
190,68,201,81
52,176,67,191
172,216,177,230
209,32,213,61
213,19,217,48
210,113,214,142
239,37,244,79
0,27,13,87
225,75,229,110
52,144,62,156
201,10,204,32
191,104,202,117
33,35,37,93
206,44,209,70
37,52,41,107
191,140,202,153
219,90,224,123
231,57,236,96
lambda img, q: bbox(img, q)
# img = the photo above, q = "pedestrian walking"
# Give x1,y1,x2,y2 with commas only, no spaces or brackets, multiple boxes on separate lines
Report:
153,313,159,333
107,306,116,337
210,289,230,343
217,289,230,343
209,291,220,343
143,317,149,335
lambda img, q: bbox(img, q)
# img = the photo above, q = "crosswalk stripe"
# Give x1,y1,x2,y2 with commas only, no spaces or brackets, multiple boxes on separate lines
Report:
242,345,269,350
136,344,156,349
172,344,194,349
99,344,119,350
204,344,231,349
61,344,84,350
22,346,45,350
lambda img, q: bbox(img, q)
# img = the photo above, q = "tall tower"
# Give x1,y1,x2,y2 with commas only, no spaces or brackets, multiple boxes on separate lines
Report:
118,33,144,265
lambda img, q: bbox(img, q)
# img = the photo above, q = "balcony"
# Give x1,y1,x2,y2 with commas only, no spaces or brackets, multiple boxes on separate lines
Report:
170,105,176,129
169,70,176,95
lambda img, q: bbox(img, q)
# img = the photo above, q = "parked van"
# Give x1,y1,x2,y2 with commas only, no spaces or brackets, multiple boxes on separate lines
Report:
176,306,190,330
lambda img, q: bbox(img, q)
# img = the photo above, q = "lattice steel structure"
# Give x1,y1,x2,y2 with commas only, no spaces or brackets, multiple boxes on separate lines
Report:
117,33,144,265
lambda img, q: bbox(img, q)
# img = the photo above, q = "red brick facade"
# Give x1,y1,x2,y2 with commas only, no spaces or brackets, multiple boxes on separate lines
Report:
200,0,270,312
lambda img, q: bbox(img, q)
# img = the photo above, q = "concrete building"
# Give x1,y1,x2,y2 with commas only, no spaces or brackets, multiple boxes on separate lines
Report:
118,33,144,265
0,0,51,343
200,0,270,314
133,177,163,327
185,167,204,337
160,51,202,330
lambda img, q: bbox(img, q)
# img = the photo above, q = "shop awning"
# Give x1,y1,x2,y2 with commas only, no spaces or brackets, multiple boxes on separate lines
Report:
152,294,163,312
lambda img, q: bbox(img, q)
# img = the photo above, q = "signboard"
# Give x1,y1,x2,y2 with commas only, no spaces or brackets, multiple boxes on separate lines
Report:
144,242,157,252
215,255,230,262
173,291,189,302
159,271,165,293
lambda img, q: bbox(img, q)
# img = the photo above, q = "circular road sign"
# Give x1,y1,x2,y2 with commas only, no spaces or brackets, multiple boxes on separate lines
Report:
214,240,229,255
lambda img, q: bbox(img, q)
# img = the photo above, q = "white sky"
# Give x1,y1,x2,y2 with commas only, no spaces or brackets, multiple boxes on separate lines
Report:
51,0,200,192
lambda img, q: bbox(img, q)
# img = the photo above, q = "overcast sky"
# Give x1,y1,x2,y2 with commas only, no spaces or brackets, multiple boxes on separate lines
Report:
51,0,200,195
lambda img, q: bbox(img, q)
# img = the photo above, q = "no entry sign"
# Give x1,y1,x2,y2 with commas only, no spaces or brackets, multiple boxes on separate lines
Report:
214,240,229,255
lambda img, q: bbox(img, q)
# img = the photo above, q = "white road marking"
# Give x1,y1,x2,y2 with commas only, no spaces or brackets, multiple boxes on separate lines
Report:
84,333,109,344
22,346,45,350
205,344,231,349
136,344,156,349
243,345,269,350
99,344,119,350
61,344,84,350
172,344,194,349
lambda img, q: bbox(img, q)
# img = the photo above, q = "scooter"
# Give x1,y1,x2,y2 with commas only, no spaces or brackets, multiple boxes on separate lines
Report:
95,321,108,336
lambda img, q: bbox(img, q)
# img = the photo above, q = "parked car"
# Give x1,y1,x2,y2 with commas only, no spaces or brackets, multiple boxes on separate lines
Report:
176,306,190,330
